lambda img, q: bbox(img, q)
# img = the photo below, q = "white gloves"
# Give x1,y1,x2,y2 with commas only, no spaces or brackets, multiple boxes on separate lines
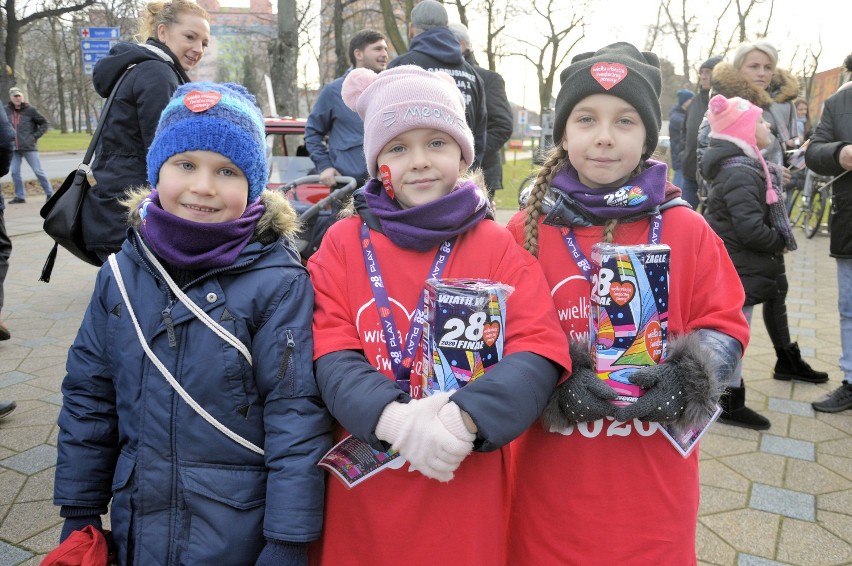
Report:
375,393,476,482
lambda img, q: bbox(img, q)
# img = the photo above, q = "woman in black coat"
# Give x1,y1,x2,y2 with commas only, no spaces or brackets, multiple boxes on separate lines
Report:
82,0,210,260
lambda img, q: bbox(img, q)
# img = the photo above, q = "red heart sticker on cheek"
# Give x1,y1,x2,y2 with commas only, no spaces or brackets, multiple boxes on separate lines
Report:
379,164,395,199
590,63,628,90
184,90,222,112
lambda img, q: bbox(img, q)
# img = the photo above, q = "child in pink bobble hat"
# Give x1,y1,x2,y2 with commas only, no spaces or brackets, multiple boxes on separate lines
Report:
306,64,570,565
702,94,798,427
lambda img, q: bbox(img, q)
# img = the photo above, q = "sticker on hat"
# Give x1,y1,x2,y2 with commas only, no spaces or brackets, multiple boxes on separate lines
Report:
184,90,222,113
590,63,628,90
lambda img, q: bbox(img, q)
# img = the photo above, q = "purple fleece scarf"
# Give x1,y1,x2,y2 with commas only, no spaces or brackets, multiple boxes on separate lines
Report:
551,160,668,219
138,190,265,270
364,179,489,251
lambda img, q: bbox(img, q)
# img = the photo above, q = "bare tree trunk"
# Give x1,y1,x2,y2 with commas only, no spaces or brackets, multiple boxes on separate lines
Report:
269,0,299,117
333,0,347,77
378,0,408,55
49,18,67,133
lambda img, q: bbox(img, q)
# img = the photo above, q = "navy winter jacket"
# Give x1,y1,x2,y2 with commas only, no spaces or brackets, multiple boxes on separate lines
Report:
54,191,332,565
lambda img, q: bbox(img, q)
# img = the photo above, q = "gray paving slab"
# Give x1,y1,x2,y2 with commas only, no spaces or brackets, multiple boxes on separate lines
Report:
0,203,849,564
749,483,816,521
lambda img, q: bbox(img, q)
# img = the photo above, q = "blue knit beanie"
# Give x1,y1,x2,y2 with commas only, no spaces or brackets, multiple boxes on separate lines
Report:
676,88,695,106
147,82,267,202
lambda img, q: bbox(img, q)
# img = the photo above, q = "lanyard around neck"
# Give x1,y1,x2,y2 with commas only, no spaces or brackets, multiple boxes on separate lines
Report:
360,222,455,393
561,214,662,282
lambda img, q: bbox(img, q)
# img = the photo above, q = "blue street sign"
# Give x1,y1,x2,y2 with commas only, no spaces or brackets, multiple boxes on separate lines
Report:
81,40,114,53
82,52,109,64
80,27,120,39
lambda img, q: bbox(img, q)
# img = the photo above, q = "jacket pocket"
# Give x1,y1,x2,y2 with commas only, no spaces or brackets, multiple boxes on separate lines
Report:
275,326,317,399
179,463,266,564
110,452,136,566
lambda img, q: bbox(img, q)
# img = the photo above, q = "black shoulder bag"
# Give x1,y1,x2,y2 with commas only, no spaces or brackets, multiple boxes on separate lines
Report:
39,64,136,282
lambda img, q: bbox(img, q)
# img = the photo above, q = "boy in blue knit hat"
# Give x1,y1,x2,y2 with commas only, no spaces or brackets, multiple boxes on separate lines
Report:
52,82,331,566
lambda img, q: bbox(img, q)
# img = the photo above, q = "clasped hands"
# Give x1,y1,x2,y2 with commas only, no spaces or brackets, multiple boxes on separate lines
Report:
375,392,476,482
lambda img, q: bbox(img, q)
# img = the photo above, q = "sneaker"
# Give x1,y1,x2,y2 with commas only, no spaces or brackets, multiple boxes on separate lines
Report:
812,383,852,413
9,197,26,204
0,320,9,341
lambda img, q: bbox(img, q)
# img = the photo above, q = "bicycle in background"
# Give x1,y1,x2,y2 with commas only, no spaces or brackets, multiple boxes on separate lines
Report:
788,169,846,239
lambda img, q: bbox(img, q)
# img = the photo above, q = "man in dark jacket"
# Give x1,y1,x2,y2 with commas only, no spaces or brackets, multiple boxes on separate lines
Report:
5,87,53,203
448,22,513,197
305,29,388,187
679,55,722,208
805,53,852,413
388,0,487,168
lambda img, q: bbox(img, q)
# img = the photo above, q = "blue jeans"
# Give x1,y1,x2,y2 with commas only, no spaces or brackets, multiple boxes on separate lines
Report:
838,258,852,383
672,169,685,190
732,305,755,385
680,176,700,209
11,150,53,198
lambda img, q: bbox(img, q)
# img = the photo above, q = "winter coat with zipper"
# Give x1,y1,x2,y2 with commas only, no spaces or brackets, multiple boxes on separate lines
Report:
805,81,852,258
701,138,786,305
388,28,487,168
698,62,800,171
82,39,189,259
4,101,48,151
54,189,333,566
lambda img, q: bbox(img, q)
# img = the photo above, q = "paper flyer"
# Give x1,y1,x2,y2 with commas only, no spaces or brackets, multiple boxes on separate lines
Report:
659,404,723,458
318,435,404,489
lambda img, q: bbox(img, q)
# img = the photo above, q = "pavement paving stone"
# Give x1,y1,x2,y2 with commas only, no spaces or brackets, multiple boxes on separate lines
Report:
767,398,814,418
0,444,58,475
0,204,849,563
749,484,815,521
737,555,792,566
760,435,816,461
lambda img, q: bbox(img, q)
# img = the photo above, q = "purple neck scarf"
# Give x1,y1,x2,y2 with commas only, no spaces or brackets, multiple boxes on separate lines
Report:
363,179,489,251
551,160,668,220
138,191,265,270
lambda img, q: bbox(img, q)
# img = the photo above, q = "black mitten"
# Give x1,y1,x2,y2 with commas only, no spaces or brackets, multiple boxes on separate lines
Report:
614,333,725,428
541,341,618,430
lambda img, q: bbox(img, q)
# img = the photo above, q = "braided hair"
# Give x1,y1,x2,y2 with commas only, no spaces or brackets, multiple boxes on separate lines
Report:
523,144,567,257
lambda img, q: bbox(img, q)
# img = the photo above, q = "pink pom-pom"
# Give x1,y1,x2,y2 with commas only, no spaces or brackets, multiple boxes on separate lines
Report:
341,68,378,113
708,94,727,115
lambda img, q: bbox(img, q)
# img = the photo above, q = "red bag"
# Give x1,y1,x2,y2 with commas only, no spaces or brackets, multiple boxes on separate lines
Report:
41,526,109,566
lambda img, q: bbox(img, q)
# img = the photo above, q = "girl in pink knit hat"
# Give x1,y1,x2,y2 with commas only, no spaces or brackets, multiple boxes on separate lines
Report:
306,65,570,565
702,93,799,425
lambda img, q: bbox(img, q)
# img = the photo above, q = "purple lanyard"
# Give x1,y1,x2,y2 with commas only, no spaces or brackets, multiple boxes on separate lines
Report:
561,214,662,282
360,223,455,392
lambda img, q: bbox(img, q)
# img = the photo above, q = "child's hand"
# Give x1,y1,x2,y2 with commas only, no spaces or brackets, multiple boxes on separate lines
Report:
375,393,473,481
540,341,618,430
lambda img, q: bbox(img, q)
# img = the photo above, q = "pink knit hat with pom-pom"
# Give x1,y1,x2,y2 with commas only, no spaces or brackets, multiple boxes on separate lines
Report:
707,94,778,204
341,65,474,178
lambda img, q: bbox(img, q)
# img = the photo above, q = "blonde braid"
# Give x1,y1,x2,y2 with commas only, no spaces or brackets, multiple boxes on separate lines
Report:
523,145,568,256
602,218,618,243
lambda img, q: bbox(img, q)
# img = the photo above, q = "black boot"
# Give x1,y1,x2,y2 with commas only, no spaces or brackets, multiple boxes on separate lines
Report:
719,385,771,430
773,343,829,383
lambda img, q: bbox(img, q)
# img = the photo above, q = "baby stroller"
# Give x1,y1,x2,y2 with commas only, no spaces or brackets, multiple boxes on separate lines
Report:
279,175,358,263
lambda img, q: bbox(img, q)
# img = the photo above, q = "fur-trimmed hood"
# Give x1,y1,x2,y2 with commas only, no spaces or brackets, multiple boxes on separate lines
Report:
711,62,800,109
122,188,301,242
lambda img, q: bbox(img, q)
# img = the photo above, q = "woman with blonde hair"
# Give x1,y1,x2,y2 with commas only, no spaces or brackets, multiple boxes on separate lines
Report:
82,0,211,261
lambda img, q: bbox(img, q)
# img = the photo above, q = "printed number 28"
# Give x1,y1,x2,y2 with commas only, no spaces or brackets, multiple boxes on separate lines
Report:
443,312,486,342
